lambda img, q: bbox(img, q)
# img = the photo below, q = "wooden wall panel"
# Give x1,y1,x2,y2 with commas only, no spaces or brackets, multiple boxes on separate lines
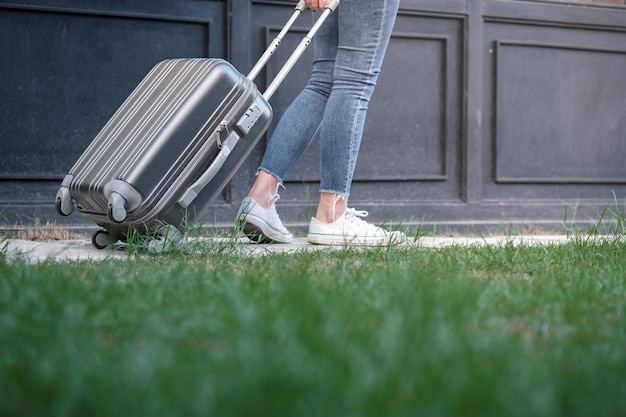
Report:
1,0,625,233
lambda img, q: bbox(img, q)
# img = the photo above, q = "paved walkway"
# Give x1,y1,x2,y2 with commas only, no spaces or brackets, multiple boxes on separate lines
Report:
3,234,577,263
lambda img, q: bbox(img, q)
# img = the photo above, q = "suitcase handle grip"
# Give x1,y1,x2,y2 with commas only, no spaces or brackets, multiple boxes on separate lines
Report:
247,0,339,97
296,0,340,12
178,131,240,209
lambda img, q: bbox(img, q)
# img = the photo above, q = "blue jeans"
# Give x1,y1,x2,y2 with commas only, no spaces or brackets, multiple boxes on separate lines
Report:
258,0,399,196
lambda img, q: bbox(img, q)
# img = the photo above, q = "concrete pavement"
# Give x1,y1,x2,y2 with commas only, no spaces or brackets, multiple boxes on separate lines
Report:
3,234,577,263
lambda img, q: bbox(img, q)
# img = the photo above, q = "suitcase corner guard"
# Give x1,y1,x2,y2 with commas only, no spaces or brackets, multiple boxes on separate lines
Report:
103,180,142,223
56,174,75,216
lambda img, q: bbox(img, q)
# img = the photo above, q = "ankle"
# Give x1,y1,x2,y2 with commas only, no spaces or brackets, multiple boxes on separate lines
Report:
247,193,270,209
248,171,281,209
315,193,347,223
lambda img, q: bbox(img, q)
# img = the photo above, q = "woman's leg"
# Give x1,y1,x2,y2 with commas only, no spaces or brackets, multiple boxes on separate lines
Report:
306,0,406,246
236,10,339,243
315,0,400,222
251,9,339,206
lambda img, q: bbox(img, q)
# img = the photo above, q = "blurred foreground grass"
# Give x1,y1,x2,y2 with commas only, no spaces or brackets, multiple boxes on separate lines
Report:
1,237,625,417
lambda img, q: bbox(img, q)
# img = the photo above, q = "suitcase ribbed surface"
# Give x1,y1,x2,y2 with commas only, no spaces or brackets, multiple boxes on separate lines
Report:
68,58,254,220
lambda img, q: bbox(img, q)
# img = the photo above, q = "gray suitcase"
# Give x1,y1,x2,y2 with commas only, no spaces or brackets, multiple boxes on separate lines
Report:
55,0,339,249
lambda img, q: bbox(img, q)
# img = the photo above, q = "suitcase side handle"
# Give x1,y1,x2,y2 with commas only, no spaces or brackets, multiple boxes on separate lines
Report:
178,104,266,209
178,131,239,209
247,0,339,100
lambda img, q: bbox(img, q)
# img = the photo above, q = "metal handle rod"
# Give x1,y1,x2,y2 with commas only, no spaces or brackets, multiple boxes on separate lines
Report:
246,2,307,81
262,7,332,101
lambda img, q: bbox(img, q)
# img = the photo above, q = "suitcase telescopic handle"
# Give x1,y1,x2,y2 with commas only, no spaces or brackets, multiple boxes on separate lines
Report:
246,0,340,100
179,1,339,209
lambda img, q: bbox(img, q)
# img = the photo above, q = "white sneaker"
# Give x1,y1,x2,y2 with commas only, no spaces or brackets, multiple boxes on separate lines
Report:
236,196,293,244
306,208,406,246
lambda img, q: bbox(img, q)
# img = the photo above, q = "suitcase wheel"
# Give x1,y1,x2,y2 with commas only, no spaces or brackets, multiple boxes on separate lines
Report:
92,229,119,249
55,187,74,216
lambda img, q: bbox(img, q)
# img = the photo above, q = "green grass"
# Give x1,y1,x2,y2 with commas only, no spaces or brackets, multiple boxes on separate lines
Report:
1,238,625,417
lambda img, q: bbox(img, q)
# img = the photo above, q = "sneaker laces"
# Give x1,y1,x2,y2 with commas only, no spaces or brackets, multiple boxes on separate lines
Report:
344,208,369,220
343,208,388,235
267,192,280,207
266,179,285,207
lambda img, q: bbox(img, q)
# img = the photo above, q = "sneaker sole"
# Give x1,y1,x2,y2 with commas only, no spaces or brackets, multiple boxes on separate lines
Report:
242,222,280,244
306,233,390,247
238,217,292,244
